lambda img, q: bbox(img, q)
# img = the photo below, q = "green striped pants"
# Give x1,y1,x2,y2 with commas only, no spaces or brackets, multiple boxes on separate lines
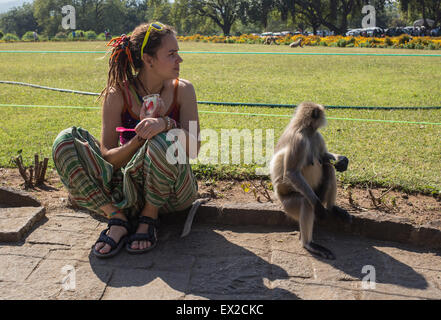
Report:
52,126,198,218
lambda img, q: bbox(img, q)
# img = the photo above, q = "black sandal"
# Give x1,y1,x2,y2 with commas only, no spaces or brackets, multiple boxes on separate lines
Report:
92,218,130,259
126,216,159,254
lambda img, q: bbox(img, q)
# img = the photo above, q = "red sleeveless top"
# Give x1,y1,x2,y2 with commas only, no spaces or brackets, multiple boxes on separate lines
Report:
119,78,181,145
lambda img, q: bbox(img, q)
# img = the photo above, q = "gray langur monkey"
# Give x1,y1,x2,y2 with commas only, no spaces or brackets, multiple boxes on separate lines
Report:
269,102,352,260
289,38,303,48
263,36,277,45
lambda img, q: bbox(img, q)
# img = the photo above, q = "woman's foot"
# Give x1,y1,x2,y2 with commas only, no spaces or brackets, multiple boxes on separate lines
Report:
130,219,153,250
126,216,159,254
94,213,128,254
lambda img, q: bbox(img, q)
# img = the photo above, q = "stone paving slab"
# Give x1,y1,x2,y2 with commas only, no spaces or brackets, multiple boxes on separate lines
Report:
1,204,441,300
0,187,46,242
102,269,190,300
0,206,46,242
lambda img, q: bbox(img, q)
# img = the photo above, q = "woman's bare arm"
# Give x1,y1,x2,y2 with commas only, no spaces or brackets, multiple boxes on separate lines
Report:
100,87,145,170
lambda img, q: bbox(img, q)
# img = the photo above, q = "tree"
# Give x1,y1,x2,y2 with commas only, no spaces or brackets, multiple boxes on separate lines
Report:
246,0,276,30
33,0,65,37
275,0,297,23
170,0,217,35
189,0,247,35
401,0,441,28
272,0,364,35
145,0,172,25
118,0,148,34
102,0,127,35
0,3,38,37
292,1,323,34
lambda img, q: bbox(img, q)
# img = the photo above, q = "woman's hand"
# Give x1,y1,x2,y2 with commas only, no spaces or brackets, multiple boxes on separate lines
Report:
135,117,165,140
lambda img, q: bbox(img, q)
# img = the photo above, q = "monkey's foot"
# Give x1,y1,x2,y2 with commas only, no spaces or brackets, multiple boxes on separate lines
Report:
331,206,352,224
304,242,336,260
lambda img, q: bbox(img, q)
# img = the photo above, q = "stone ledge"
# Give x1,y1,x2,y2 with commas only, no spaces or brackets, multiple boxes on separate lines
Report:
166,201,441,249
0,206,46,242
0,187,41,208
0,187,46,242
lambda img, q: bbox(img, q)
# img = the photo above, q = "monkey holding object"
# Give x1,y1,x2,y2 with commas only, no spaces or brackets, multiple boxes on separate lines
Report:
269,102,351,260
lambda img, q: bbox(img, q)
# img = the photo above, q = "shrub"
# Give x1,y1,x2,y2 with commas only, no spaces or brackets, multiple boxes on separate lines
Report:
2,33,19,41
385,37,393,46
67,30,79,40
84,30,97,40
33,34,48,41
0,30,3,39
22,31,37,41
398,34,412,45
337,39,347,47
96,33,106,41
69,30,86,39
428,42,439,50
54,32,67,40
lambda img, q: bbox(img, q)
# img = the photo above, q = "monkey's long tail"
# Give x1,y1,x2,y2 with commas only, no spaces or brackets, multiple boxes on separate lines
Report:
181,198,210,237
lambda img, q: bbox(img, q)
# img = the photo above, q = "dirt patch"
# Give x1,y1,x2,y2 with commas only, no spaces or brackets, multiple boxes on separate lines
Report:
1,167,440,227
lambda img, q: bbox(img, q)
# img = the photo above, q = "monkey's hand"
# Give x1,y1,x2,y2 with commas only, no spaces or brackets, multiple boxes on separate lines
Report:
314,202,329,220
333,156,349,172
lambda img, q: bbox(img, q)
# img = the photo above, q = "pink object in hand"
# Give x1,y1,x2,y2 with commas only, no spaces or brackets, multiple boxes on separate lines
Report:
116,127,136,133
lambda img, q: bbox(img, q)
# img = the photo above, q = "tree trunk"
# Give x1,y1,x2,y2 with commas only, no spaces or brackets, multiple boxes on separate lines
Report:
330,0,337,25
223,21,232,36
422,0,428,28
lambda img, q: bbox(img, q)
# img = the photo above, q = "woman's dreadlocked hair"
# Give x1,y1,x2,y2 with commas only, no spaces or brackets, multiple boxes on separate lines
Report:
98,22,176,102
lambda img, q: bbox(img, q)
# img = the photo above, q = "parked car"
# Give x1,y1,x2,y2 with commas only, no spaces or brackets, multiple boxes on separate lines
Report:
365,27,384,37
281,31,294,36
431,27,441,36
316,30,331,36
385,27,406,37
346,29,362,36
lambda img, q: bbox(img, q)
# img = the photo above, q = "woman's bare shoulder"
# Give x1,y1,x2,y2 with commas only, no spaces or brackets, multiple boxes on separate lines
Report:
176,78,196,99
177,78,194,89
102,85,125,112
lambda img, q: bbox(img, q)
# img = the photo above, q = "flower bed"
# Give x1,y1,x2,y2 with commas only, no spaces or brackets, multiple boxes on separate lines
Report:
177,34,441,50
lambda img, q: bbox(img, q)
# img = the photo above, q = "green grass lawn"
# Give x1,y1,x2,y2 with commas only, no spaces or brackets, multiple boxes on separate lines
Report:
0,41,440,195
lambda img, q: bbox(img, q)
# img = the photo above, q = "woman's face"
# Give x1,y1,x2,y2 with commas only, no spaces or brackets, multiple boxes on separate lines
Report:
150,34,183,79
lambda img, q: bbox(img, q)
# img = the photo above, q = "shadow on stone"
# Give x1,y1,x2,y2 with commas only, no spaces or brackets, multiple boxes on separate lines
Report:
88,222,298,300
311,229,431,290
216,223,431,291
0,187,46,242
0,187,41,208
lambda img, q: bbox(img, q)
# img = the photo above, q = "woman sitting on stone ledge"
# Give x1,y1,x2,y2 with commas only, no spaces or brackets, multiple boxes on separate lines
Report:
52,22,200,258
